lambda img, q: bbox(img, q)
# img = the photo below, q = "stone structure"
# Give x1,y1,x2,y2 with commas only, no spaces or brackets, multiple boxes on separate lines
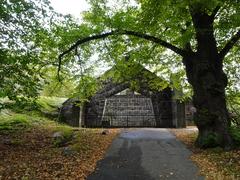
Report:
59,63,187,128
59,98,80,127
102,95,155,127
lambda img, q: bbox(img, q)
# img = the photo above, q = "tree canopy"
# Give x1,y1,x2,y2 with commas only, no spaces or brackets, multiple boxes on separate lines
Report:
58,0,239,95
0,0,83,103
57,0,240,148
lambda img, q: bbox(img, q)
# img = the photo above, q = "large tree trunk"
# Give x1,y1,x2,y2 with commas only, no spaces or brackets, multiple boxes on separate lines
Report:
185,55,233,149
183,11,234,149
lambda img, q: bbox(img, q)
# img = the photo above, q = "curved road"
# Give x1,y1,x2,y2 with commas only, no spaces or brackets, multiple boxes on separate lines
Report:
87,128,204,180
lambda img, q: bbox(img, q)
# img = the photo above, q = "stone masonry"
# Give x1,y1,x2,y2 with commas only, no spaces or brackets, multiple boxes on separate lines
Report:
102,95,156,127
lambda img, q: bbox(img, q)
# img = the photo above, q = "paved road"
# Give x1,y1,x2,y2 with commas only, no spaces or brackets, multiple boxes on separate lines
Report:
87,128,204,180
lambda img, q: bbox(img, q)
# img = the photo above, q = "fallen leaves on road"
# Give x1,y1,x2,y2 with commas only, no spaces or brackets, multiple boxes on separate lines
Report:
170,127,240,180
0,127,120,180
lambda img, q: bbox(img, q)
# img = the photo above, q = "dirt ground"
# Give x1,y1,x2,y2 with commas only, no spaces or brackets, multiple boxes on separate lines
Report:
0,127,120,180
170,126,240,180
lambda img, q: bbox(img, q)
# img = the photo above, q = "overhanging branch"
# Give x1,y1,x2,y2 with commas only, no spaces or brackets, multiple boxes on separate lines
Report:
58,31,118,61
210,6,221,19
120,30,187,56
57,30,188,79
57,31,118,80
219,30,240,60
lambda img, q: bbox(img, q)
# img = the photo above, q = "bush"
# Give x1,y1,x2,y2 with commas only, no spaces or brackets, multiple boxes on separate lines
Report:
230,126,240,146
200,133,221,148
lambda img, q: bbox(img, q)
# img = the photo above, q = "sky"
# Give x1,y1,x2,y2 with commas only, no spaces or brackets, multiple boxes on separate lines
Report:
48,0,139,76
49,0,109,75
50,0,90,18
49,0,138,18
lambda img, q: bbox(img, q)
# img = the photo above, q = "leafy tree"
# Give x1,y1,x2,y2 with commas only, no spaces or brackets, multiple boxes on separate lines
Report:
0,0,53,102
72,75,99,106
0,0,83,106
58,0,240,149
41,67,76,97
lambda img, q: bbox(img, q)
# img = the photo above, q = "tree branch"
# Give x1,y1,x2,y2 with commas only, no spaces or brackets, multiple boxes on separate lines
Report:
120,30,187,56
58,31,118,61
210,6,221,19
57,30,188,79
219,30,240,60
57,31,118,80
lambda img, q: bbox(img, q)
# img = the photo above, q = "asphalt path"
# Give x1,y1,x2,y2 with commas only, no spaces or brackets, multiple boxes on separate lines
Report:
87,128,204,180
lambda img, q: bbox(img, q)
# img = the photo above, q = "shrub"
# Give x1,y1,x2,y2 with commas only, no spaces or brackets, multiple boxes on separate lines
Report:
230,126,240,146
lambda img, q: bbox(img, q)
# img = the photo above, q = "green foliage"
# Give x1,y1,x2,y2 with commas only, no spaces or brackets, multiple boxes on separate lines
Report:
199,133,221,148
67,0,238,99
0,97,40,112
230,126,240,146
0,114,32,132
0,0,82,105
72,75,99,105
227,91,240,127
0,95,65,116
0,0,50,99
102,58,170,92
225,46,240,125
0,51,42,100
0,107,73,137
36,96,66,112
41,67,76,97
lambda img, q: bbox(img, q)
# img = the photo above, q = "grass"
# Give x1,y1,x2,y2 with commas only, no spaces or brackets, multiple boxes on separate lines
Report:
0,96,69,134
0,96,66,118
0,114,31,131
0,110,45,133
36,96,66,113
170,127,240,180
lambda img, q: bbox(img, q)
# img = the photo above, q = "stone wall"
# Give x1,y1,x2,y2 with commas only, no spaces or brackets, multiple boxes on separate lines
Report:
85,86,174,127
84,98,105,127
101,95,156,127
151,88,174,127
59,98,80,127
59,88,186,128
84,88,176,127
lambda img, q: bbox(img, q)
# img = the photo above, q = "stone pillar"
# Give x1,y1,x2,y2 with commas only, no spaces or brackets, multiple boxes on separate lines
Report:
172,100,186,128
79,104,85,127
177,101,186,128
172,100,178,128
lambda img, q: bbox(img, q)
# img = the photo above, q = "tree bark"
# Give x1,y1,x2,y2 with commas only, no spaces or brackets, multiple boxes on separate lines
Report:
184,54,233,149
183,11,234,149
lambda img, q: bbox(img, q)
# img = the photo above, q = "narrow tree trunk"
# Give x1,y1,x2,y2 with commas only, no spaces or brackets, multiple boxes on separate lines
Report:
183,11,234,149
